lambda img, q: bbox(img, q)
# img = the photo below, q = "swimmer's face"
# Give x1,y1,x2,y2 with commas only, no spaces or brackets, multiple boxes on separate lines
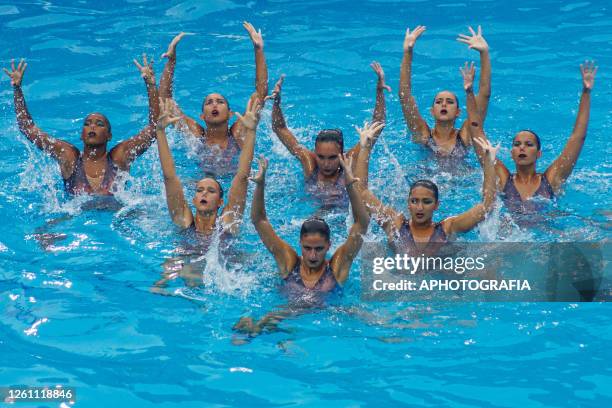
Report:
193,178,223,214
408,187,439,224
200,93,231,125
511,131,541,166
430,91,460,123
81,113,111,147
300,233,330,270
314,141,342,177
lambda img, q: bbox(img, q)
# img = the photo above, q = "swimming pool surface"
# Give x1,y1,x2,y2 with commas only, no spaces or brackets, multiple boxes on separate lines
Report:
1,1,611,407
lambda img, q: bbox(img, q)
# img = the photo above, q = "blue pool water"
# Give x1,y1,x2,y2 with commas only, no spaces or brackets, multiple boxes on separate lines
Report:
1,1,611,406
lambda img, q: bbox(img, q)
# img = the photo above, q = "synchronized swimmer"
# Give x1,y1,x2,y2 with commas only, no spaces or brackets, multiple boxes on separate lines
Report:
269,62,389,209
158,22,268,177
3,22,599,313
5,56,158,195
400,25,491,161
472,61,596,214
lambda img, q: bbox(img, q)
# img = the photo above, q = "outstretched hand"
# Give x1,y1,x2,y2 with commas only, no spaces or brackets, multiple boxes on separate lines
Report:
264,75,285,104
370,61,391,92
235,93,262,130
161,32,193,60
243,21,264,50
457,25,488,53
356,121,385,148
157,98,181,130
403,25,426,52
580,60,597,90
249,155,268,185
338,154,358,185
473,137,499,166
133,54,155,86
3,59,27,87
460,61,476,91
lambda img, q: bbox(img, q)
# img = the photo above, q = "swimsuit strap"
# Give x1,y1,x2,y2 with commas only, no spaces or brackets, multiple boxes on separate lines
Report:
536,174,555,198
63,155,85,194
100,152,118,191
430,222,448,242
501,175,522,203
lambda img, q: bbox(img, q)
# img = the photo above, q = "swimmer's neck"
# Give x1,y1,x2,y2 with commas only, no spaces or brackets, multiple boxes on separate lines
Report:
194,211,218,234
409,218,434,231
203,123,230,144
514,164,539,183
83,144,108,161
300,260,326,277
433,121,456,140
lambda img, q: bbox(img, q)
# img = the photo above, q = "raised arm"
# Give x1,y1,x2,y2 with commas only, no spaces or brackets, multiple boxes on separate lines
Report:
346,62,390,162
244,21,268,101
250,156,298,278
457,25,491,128
158,32,203,137
463,62,509,188
111,54,160,169
330,154,370,284
4,59,78,178
545,61,596,192
354,122,401,236
156,98,194,229
354,121,385,186
220,95,261,235
267,75,316,176
399,25,430,144
443,136,498,235
230,22,269,143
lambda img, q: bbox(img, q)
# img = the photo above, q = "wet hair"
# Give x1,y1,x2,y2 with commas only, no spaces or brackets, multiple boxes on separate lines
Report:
201,94,230,112
315,129,344,152
409,179,439,202
516,129,541,151
432,92,460,108
199,175,224,199
85,112,112,133
300,217,331,242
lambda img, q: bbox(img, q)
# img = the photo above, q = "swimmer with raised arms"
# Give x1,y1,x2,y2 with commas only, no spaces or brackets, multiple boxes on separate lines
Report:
471,61,597,214
4,56,159,195
268,62,390,208
233,150,370,337
400,25,491,160
158,22,268,176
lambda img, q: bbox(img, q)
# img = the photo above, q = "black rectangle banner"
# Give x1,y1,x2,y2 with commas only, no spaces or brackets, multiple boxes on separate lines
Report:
360,242,610,302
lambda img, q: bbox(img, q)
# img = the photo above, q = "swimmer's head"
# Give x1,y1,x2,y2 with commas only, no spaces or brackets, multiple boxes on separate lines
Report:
300,217,331,269
314,129,343,177
201,93,232,126
193,177,224,214
408,180,440,224
511,130,542,166
315,129,344,152
514,129,541,151
81,113,112,147
430,91,460,123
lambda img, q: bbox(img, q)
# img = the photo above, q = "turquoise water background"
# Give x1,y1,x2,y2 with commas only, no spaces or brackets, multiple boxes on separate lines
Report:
0,1,611,407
